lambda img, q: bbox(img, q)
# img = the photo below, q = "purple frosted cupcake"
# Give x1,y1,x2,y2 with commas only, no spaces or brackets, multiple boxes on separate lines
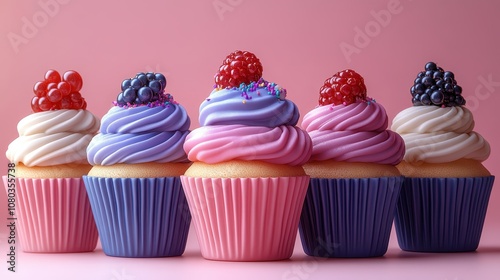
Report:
299,69,405,258
391,62,494,252
83,72,192,257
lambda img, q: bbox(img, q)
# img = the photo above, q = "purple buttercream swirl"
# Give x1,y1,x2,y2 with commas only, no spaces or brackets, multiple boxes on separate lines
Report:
199,80,299,127
87,104,190,165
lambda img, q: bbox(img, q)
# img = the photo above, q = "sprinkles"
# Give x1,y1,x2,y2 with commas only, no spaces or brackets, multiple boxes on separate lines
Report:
213,78,287,103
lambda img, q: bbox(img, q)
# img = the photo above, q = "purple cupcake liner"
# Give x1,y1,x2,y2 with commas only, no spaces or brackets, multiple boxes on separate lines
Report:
298,177,403,258
83,176,191,258
394,176,494,252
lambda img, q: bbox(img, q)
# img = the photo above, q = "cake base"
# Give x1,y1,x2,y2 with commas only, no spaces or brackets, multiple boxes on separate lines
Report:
303,160,401,178
88,162,191,178
396,159,490,178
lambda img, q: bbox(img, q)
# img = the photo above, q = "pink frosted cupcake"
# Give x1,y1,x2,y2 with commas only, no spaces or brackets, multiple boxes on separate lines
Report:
299,69,405,257
4,70,99,253
180,50,312,261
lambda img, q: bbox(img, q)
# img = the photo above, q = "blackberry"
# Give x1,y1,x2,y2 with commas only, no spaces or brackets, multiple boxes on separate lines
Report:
410,62,465,107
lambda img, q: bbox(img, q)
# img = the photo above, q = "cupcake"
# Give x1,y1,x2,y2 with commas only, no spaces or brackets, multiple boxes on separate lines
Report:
391,62,494,252
299,69,405,258
83,72,192,258
180,50,312,261
4,70,99,253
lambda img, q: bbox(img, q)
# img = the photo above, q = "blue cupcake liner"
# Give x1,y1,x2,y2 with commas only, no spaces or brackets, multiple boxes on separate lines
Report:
394,176,494,252
298,177,403,258
83,176,191,257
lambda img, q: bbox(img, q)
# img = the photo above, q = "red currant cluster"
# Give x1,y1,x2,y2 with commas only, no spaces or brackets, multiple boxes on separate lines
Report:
214,50,263,89
319,69,367,106
31,70,87,112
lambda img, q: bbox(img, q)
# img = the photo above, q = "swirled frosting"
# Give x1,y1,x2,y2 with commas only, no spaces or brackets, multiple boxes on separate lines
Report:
6,110,100,166
87,104,190,165
184,125,312,165
199,80,299,127
302,101,405,165
391,106,490,163
185,79,312,165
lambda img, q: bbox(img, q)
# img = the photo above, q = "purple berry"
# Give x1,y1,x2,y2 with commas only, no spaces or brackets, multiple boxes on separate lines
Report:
121,79,131,91
131,78,142,90
155,73,167,88
138,87,153,103
425,62,437,71
123,88,136,103
136,73,148,86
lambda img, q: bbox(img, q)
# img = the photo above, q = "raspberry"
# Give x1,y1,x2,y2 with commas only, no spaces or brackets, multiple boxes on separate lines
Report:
214,50,263,89
410,62,465,107
318,69,367,106
31,70,87,112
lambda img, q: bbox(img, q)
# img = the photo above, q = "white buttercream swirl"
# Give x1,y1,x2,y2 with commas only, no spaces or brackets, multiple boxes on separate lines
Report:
6,110,100,166
391,106,490,163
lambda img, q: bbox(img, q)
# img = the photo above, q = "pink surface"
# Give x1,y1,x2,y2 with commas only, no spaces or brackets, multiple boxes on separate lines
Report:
2,176,97,253
1,0,499,278
181,176,309,261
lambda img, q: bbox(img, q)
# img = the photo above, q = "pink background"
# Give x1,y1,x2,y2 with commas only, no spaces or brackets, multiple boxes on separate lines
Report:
1,0,499,279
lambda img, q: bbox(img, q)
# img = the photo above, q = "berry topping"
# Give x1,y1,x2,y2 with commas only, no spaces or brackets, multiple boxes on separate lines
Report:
411,62,465,107
318,69,367,106
31,70,87,112
115,72,176,108
214,50,263,89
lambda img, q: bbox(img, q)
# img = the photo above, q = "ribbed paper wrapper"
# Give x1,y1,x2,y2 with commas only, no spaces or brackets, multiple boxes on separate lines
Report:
298,177,403,258
180,176,309,261
394,176,494,252
83,176,191,258
2,176,98,253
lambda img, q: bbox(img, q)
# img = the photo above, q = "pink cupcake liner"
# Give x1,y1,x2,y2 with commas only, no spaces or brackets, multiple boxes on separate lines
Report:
2,176,98,253
180,176,309,261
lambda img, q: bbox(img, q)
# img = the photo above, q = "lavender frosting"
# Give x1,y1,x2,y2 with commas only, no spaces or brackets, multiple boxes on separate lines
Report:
87,104,190,165
199,80,299,127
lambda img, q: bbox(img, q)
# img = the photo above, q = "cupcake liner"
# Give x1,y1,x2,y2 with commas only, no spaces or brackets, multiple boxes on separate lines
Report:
180,176,309,261
298,177,403,258
2,176,98,253
83,176,191,258
394,176,494,252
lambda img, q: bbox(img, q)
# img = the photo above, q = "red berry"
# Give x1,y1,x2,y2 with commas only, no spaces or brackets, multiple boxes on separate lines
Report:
45,70,61,84
57,81,71,96
33,81,48,97
60,96,72,109
81,100,87,110
47,88,63,103
47,82,57,91
63,70,83,92
318,69,367,106
214,50,263,88
31,97,41,112
38,97,54,111
70,91,82,102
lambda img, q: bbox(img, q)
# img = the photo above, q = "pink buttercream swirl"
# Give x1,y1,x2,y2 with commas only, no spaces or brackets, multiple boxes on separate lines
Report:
184,125,312,165
302,101,405,165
